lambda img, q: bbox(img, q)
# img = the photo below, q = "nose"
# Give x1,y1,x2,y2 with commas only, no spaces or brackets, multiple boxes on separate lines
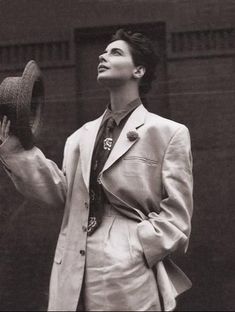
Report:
99,52,107,63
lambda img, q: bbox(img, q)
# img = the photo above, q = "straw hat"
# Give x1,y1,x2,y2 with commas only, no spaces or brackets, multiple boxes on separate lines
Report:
0,60,44,150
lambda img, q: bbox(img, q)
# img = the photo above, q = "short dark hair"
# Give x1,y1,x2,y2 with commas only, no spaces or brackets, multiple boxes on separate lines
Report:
111,28,158,94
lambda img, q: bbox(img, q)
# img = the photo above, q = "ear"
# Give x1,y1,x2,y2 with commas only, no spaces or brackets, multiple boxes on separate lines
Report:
133,66,146,79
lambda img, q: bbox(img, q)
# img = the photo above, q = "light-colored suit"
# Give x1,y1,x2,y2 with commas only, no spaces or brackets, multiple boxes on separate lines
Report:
0,104,193,311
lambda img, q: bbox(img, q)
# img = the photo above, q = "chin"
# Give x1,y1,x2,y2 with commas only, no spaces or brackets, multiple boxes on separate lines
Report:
97,74,123,88
97,72,111,81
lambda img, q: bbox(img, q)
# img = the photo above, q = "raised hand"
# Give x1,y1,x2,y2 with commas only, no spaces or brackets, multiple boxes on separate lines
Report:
0,116,11,144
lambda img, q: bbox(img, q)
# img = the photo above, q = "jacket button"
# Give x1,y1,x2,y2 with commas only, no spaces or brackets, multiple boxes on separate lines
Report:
82,226,87,232
80,250,85,256
84,202,88,209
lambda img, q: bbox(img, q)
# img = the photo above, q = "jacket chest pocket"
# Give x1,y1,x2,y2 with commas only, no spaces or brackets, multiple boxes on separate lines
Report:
122,156,159,177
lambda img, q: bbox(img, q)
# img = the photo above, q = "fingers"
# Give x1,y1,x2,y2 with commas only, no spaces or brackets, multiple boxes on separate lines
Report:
0,115,11,142
2,115,8,132
5,119,11,138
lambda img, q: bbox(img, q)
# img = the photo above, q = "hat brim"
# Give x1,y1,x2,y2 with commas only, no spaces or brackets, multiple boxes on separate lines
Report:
17,60,44,148
0,60,44,149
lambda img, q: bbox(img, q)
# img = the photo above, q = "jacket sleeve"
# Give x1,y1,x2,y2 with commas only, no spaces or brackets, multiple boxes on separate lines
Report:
0,135,68,207
137,125,193,268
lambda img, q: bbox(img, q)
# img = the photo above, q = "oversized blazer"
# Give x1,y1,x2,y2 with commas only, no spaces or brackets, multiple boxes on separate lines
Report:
0,104,193,311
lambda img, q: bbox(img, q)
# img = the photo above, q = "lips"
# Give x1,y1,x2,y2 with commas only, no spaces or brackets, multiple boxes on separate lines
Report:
98,64,109,72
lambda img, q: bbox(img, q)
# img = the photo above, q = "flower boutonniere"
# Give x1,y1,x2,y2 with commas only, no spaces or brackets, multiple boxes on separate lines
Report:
127,130,139,142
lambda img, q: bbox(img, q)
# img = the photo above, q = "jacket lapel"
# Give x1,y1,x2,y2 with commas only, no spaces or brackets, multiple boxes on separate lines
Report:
80,104,147,190
102,104,147,172
80,113,105,190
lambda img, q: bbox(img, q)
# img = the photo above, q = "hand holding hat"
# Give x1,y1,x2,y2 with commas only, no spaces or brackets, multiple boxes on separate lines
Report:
0,60,44,150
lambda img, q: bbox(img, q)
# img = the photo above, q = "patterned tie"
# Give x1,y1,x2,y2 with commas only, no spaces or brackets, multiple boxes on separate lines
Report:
87,116,116,235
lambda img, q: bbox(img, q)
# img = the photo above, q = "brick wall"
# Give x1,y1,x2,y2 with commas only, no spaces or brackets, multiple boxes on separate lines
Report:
168,55,235,310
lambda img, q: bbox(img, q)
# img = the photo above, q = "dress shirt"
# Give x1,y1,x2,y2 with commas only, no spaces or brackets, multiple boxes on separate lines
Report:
87,98,141,234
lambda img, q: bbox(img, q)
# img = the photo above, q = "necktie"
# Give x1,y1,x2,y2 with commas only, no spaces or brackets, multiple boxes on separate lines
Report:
87,116,116,235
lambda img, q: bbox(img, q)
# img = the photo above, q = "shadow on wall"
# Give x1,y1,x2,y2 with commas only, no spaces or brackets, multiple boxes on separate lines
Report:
0,199,63,311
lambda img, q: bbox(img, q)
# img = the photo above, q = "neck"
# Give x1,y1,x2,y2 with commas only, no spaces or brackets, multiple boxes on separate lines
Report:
109,84,139,111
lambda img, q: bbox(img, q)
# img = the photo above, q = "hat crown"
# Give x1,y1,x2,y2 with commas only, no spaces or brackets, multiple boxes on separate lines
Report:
0,77,22,104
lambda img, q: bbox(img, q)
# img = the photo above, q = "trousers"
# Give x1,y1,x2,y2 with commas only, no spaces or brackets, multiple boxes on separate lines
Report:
81,204,161,311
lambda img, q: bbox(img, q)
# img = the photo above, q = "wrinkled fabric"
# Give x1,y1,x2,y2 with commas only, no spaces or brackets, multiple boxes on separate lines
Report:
84,204,161,311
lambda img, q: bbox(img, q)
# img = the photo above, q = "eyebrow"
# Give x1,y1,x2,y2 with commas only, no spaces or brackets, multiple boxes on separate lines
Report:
103,47,124,54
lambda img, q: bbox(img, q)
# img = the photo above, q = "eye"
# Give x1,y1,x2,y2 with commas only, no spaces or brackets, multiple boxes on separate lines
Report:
112,49,122,56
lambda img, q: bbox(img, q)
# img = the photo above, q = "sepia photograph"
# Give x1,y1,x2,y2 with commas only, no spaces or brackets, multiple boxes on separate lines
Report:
0,0,234,311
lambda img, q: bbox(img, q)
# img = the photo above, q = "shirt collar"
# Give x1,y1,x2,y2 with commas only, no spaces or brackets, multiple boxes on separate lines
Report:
101,98,142,127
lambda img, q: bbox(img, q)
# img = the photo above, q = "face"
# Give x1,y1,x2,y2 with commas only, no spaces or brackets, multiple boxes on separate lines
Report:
97,40,137,87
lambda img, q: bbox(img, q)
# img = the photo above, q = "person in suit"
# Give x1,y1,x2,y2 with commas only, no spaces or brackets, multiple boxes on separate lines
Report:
0,29,193,311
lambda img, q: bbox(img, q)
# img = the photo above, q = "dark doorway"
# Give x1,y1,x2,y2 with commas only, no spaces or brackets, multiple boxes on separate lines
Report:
74,23,169,127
